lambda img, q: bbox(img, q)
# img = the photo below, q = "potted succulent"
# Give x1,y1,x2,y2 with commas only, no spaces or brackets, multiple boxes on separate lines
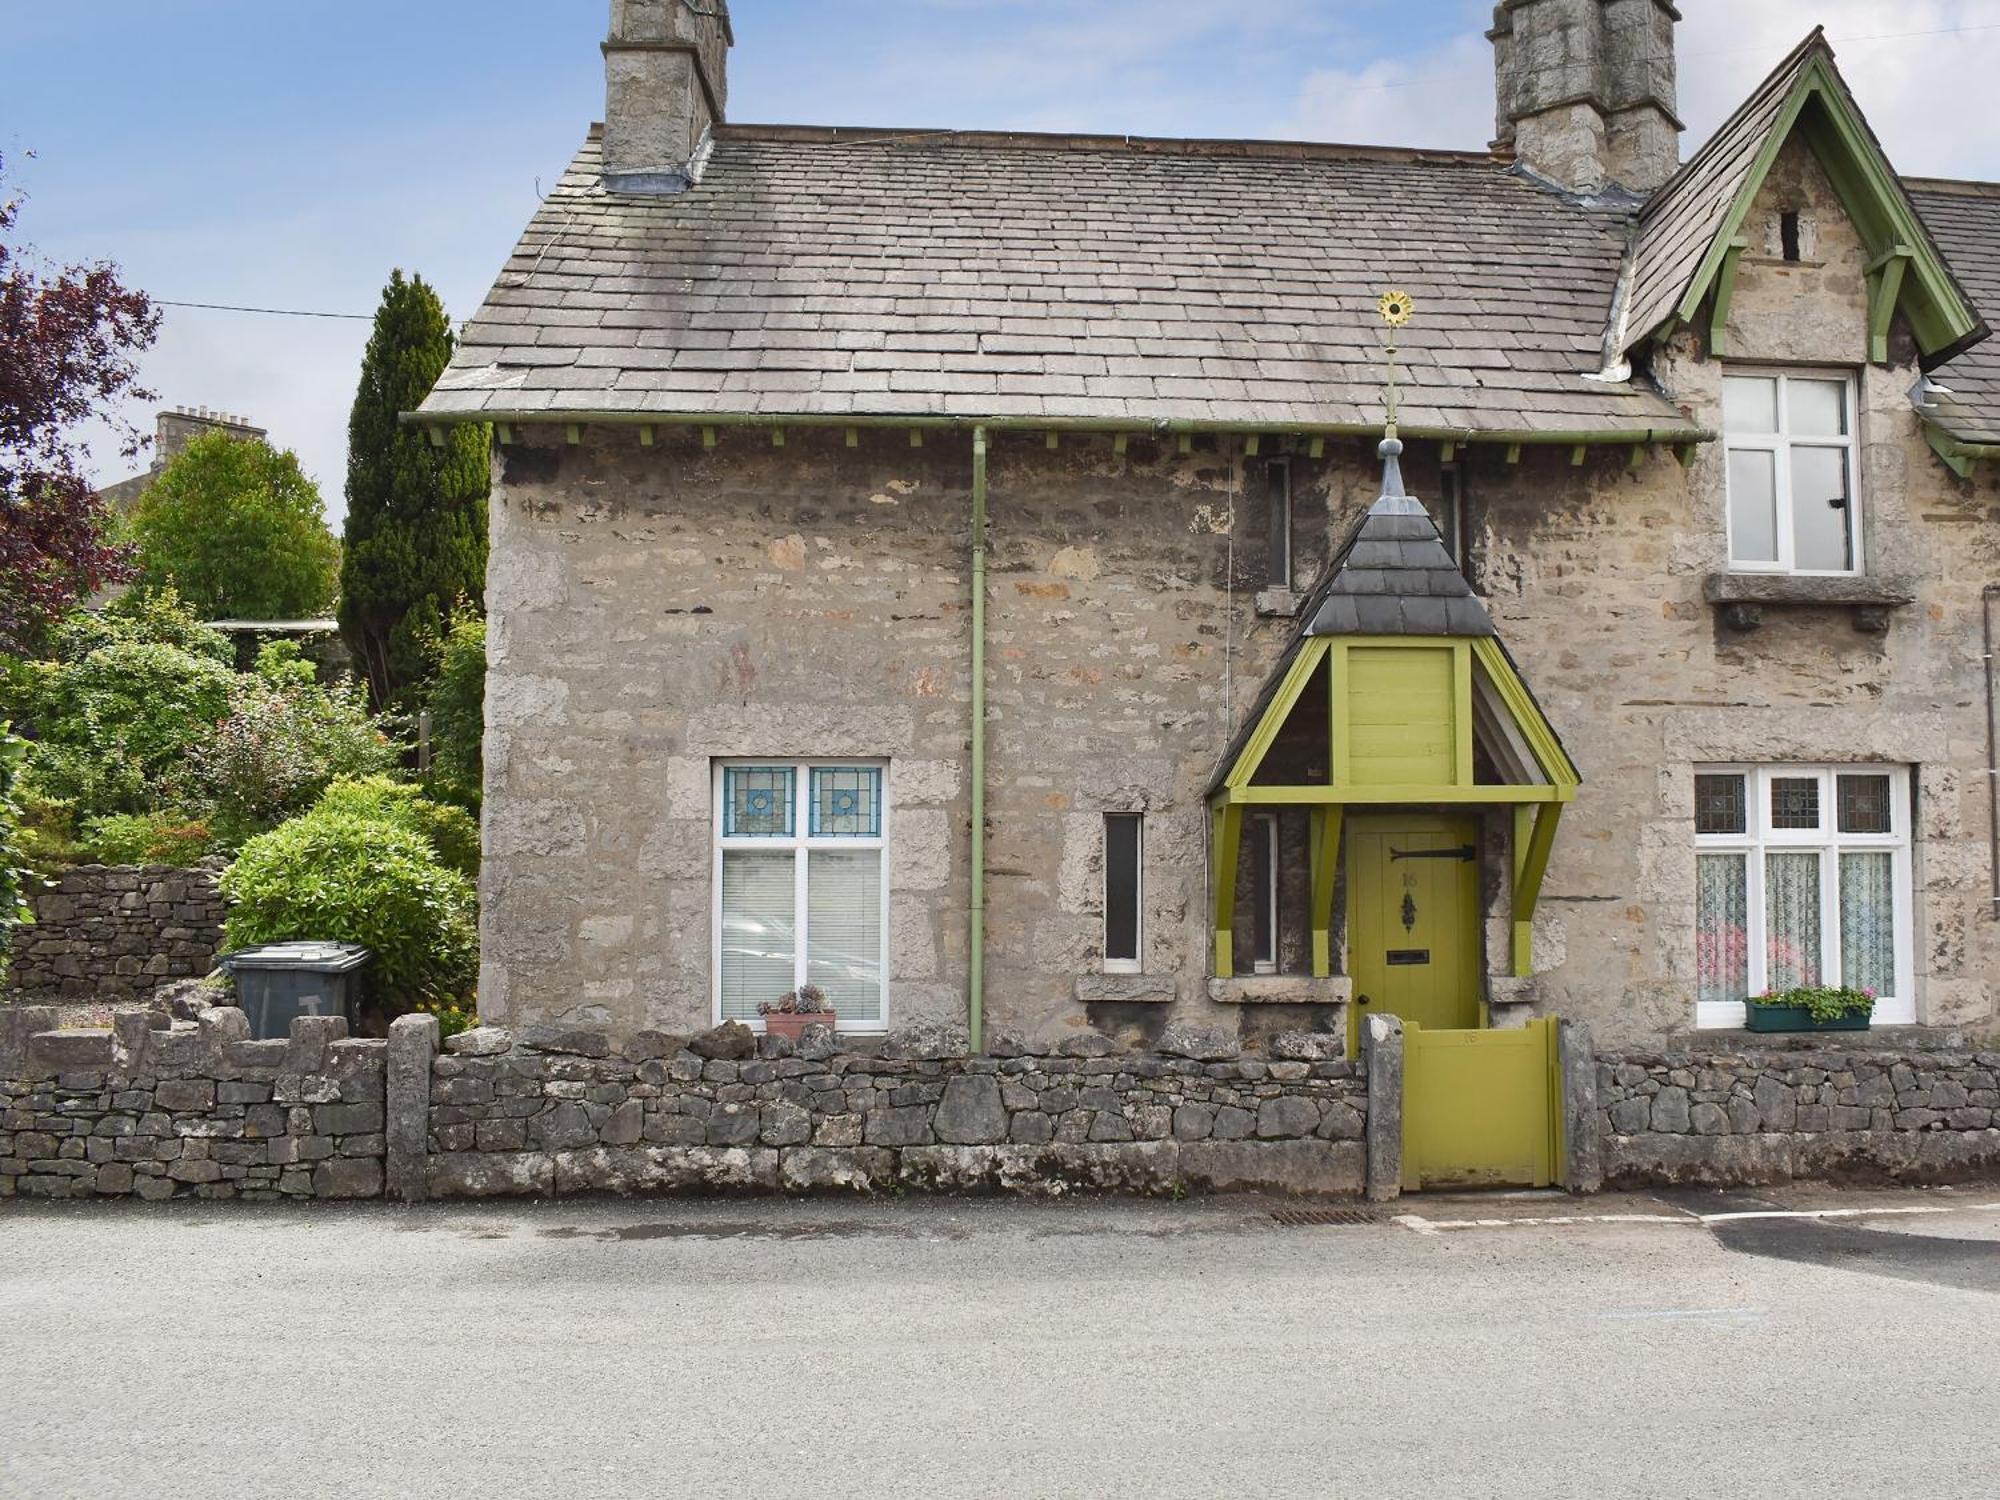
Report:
1743,985,1875,1034
758,984,836,1042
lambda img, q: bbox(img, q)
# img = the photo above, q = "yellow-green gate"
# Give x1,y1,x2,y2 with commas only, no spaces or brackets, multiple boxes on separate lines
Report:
1402,1016,1564,1191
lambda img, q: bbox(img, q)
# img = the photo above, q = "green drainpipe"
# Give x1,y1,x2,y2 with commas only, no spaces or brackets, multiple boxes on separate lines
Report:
969,426,989,1054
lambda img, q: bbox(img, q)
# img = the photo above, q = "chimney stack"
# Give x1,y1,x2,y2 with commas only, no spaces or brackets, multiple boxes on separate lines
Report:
602,0,733,194
1490,0,1682,195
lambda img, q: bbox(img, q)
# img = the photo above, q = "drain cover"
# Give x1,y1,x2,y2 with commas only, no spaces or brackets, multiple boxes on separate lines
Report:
1270,1207,1378,1227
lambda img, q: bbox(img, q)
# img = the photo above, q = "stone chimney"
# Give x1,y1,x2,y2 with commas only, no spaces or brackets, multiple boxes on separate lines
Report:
602,0,733,194
1490,0,1682,195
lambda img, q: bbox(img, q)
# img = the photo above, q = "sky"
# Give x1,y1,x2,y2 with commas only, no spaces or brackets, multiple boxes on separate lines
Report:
10,0,2000,520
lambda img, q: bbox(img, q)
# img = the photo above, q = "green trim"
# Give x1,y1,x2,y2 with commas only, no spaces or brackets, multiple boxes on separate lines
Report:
1309,806,1342,979
1217,783,1574,806
968,426,989,1052
1926,424,1981,479
1867,247,1910,365
1511,804,1563,978
1212,803,1244,978
405,408,1716,447
1707,238,1746,357
1222,638,1331,792
1471,638,1581,787
1669,54,1984,364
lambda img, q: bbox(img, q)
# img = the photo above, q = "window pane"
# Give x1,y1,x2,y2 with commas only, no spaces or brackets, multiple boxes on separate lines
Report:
724,766,795,837
720,850,796,1021
1723,375,1778,434
1696,853,1749,1005
1770,776,1820,831
1765,851,1823,990
1837,774,1893,834
1105,814,1142,964
807,849,883,1024
1251,816,1277,968
1840,852,1895,999
1790,446,1853,571
1787,378,1848,437
1696,773,1747,835
1727,450,1779,563
810,766,881,838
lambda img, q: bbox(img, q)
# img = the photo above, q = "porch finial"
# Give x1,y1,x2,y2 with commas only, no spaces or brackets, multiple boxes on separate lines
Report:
1376,289,1414,499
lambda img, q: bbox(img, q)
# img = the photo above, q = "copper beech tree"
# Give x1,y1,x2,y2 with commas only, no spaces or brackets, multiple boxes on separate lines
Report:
0,153,159,656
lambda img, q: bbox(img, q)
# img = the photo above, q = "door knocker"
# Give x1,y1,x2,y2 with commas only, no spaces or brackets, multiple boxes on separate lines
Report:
1401,891,1418,933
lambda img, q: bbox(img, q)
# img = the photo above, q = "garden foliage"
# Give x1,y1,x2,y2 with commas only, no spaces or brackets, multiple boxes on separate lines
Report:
422,607,485,808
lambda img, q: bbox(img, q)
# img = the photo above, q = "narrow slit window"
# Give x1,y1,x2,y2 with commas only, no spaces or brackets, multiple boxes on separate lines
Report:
1104,813,1143,972
1250,813,1279,974
1780,210,1803,263
1266,459,1292,589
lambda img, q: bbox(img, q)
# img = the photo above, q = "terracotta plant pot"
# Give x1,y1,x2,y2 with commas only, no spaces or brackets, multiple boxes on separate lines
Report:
760,1010,837,1043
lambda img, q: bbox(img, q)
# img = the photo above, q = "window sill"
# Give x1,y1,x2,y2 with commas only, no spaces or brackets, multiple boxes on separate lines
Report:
1207,976,1352,1006
1703,573,1916,635
1254,587,1300,619
1074,973,1176,1005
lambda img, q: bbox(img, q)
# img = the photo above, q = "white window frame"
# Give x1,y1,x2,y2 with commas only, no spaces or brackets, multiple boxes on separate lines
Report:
711,758,891,1033
1693,764,1914,1029
1250,812,1280,975
1722,368,1863,577
1102,813,1144,975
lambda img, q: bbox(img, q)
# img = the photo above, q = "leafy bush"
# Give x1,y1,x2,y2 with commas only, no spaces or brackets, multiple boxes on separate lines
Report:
422,607,485,809
1,725,34,947
311,775,478,878
180,668,399,835
17,640,236,815
83,811,216,866
46,587,233,667
420,998,479,1043
221,810,477,1008
1756,985,1876,1022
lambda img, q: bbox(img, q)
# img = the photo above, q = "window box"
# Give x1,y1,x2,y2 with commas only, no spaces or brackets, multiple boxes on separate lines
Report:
1743,998,1871,1034
761,1009,839,1044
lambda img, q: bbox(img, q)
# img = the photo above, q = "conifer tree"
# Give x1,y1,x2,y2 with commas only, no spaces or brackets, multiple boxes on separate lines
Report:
338,271,488,708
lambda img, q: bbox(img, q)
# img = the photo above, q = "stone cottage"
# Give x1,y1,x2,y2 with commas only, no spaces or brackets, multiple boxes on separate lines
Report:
418,0,2000,1056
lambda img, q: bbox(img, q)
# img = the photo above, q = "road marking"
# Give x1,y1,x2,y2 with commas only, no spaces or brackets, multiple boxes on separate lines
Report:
1391,1202,2000,1235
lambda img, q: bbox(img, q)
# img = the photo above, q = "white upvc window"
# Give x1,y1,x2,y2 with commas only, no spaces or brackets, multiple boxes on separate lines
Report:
1693,765,1914,1029
713,760,889,1031
1722,369,1862,575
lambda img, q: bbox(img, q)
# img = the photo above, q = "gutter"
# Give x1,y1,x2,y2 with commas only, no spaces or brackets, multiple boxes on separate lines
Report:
1924,424,2000,480
406,407,1715,450
968,426,989,1054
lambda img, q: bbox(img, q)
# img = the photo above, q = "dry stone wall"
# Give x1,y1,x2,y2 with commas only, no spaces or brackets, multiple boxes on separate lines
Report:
426,1021,1369,1199
1598,1039,2000,1188
6,862,226,1004
0,1004,386,1201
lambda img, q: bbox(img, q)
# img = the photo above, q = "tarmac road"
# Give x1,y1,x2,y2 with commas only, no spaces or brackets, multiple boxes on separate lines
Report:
2,1184,1995,1499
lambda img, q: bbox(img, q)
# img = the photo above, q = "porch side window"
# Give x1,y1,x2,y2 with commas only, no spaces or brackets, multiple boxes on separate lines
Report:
1693,764,1912,1028
1104,813,1143,973
1249,812,1279,975
1722,370,1860,575
716,761,887,1029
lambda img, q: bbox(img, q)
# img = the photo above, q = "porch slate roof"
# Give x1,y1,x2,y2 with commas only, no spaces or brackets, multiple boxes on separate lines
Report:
419,126,1702,439
1911,180,2000,446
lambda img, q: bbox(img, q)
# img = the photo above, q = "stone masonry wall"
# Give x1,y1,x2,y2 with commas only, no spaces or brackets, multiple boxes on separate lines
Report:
1598,1039,2000,1188
6,862,226,1004
427,1021,1368,1199
0,1004,386,1201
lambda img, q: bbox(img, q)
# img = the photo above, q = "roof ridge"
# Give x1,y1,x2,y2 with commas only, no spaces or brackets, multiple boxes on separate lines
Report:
713,121,1502,167
1907,175,2000,198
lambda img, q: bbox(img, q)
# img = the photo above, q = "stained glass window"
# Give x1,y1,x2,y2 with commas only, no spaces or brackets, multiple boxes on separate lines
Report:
1770,776,1820,831
724,766,794,837
810,766,882,838
1696,773,1747,835
1837,774,1892,835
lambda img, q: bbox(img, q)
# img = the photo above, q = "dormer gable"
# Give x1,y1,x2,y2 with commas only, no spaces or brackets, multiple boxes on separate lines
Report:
1619,31,1986,370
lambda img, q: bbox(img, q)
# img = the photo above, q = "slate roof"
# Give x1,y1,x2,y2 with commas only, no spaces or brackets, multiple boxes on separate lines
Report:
1620,31,1825,355
420,127,1701,438
1912,180,2000,446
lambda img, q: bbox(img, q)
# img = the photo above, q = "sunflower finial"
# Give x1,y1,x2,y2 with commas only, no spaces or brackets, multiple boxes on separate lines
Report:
1377,288,1414,439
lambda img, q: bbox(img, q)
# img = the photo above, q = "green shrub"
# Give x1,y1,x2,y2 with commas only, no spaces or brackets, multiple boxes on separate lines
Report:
46,587,233,667
1756,985,1876,1022
180,672,400,836
83,811,216,866
311,775,478,877
221,810,477,1008
1,725,33,946
420,997,479,1043
422,608,485,809
19,640,236,815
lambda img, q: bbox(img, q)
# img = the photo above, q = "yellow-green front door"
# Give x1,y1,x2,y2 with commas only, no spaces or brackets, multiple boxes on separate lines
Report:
1347,815,1481,1052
